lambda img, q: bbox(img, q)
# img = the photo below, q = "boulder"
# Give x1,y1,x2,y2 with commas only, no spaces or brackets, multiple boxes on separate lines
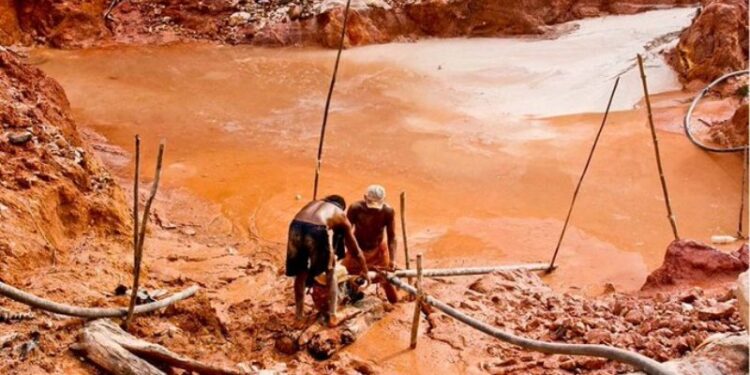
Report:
669,0,749,85
642,240,749,290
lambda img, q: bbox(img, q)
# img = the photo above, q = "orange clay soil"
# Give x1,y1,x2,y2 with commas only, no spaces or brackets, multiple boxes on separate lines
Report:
1,8,747,375
10,26,744,373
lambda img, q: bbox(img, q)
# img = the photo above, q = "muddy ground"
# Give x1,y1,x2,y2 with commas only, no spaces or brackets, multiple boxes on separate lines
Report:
0,1,748,374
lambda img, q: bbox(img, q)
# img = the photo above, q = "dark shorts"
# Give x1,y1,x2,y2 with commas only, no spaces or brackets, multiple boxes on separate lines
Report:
286,220,330,285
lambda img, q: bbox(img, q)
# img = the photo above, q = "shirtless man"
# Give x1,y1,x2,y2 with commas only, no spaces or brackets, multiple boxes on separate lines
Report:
344,185,399,303
286,195,369,320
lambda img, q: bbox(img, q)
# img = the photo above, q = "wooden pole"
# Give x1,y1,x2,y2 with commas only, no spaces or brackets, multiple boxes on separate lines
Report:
409,253,423,349
400,192,411,280
312,0,353,200
124,135,140,330
738,148,748,239
387,275,675,375
637,54,680,241
547,77,620,272
125,141,165,331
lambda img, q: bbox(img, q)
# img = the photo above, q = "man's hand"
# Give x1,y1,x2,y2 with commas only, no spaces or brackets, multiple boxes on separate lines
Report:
387,261,397,271
361,268,372,285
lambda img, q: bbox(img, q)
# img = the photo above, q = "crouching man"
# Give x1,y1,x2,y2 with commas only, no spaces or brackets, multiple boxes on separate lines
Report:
286,195,370,322
343,185,399,303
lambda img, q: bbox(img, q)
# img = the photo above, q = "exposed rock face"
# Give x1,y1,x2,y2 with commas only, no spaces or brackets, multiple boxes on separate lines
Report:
0,49,128,277
0,0,110,48
642,240,749,290
670,0,749,85
707,102,749,148
1,0,697,48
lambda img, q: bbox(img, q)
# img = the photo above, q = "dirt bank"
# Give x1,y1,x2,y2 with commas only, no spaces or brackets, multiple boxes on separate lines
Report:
0,48,127,281
669,0,749,85
2,0,698,49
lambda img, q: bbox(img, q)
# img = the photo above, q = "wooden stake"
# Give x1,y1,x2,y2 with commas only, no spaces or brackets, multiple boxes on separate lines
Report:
400,192,411,280
124,135,140,330
637,54,680,241
548,77,620,272
312,0,353,200
409,253,423,349
125,141,165,331
738,148,748,239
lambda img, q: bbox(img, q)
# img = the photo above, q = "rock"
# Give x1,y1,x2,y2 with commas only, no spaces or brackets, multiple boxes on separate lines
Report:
7,131,32,145
274,333,298,354
734,271,748,332
669,0,749,85
288,4,302,20
627,333,749,375
696,301,736,321
624,309,644,324
642,240,749,290
229,11,252,26
585,328,612,344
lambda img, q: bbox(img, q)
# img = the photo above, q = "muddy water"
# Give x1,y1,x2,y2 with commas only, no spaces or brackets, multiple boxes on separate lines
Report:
32,7,744,372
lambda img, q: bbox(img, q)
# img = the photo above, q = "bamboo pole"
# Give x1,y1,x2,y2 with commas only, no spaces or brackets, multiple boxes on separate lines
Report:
125,141,165,331
637,54,680,241
386,276,675,375
409,254,423,349
548,77,620,272
738,148,748,239
124,135,140,330
393,263,549,278
0,282,198,318
400,192,411,281
312,0,353,200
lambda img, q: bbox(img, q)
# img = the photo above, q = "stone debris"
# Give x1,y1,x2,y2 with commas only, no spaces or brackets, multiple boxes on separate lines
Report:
425,270,745,374
7,131,32,145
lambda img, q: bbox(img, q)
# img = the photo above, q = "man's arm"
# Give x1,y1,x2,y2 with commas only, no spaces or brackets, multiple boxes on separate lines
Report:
334,214,370,281
386,207,397,269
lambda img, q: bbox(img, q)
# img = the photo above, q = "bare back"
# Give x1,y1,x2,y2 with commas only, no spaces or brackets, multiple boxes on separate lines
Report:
294,201,347,230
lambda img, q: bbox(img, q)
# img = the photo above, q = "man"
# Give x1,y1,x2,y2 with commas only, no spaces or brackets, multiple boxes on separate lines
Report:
344,185,399,303
286,195,369,321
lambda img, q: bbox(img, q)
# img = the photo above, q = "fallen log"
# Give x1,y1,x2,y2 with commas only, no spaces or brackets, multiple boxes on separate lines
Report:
0,282,198,318
75,327,164,375
392,263,549,278
76,319,242,375
386,275,675,375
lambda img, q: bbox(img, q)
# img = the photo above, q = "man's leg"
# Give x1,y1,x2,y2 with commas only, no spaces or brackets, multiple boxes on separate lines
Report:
294,271,308,320
327,248,338,326
382,280,398,303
